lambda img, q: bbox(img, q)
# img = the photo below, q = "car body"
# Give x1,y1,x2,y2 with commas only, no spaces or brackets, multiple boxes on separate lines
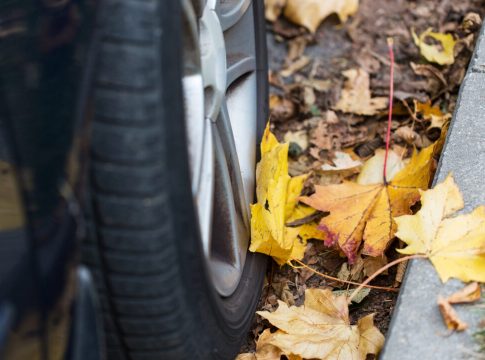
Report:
0,1,101,358
0,0,268,359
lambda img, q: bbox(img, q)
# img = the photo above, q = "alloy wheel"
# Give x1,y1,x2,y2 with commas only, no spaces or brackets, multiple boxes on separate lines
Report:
182,0,258,297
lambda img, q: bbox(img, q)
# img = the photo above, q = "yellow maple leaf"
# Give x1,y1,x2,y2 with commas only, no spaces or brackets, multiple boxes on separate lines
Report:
250,124,324,264
415,100,451,135
412,28,456,65
284,0,359,33
333,68,388,116
396,174,485,282
255,288,384,360
301,144,435,261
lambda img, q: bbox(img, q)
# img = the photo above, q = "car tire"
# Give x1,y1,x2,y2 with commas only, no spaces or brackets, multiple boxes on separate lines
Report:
82,0,268,359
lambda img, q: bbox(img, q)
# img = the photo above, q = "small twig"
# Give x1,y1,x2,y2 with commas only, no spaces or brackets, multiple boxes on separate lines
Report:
383,37,395,184
400,99,420,129
368,49,391,66
291,259,399,292
347,254,427,303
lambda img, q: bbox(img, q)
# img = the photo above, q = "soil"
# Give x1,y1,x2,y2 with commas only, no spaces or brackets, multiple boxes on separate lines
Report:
242,0,485,356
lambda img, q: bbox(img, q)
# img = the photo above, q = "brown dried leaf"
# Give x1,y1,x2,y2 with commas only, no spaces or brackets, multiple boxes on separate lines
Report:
459,12,482,35
269,95,297,122
334,68,388,116
284,0,359,33
363,256,388,278
287,36,309,63
280,56,311,77
256,289,384,359
272,281,296,306
310,113,368,153
410,62,448,88
320,151,362,172
236,329,302,360
395,126,418,145
393,260,407,287
447,282,481,304
437,296,468,331
265,0,287,22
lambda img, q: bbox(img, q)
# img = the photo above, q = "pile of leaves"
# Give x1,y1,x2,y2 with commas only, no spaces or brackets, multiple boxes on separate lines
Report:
238,0,485,359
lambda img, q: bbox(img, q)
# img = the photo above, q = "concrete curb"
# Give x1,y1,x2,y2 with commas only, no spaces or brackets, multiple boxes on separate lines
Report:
381,24,485,359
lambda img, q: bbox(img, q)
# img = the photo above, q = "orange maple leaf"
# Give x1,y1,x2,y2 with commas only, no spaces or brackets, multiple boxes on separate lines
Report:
300,144,435,262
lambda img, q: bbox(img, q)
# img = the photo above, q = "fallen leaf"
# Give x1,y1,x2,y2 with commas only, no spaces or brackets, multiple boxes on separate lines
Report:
301,144,436,261
272,281,296,306
414,100,451,140
350,256,365,281
250,124,309,264
256,288,384,359
286,203,327,242
357,149,405,185
334,68,388,116
414,100,443,116
396,174,485,283
270,94,297,122
310,113,369,152
415,100,450,122
447,282,481,304
284,130,309,151
337,257,364,282
280,56,311,77
354,137,385,158
265,0,287,22
286,209,328,227
321,151,362,172
356,49,381,74
235,354,256,360
394,126,419,145
302,78,332,92
333,288,371,304
284,0,359,33
287,36,309,63
302,86,316,112
363,256,388,278
412,28,456,65
236,329,302,360
410,62,448,88
437,296,468,331
250,126,326,263
415,101,452,141
336,262,352,283
393,260,407,287
460,12,482,35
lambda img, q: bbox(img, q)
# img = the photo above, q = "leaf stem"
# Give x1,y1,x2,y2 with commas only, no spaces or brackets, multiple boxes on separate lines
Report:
347,254,427,304
291,259,399,292
383,38,395,184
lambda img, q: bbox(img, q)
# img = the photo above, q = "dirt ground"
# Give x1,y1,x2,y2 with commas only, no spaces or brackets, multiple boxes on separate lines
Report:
241,0,485,354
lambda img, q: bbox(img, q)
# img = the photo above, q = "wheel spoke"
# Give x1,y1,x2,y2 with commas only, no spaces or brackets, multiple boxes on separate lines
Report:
215,0,252,31
227,57,256,91
217,100,251,228
195,119,215,258
224,3,256,89
224,75,258,206
211,123,248,295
